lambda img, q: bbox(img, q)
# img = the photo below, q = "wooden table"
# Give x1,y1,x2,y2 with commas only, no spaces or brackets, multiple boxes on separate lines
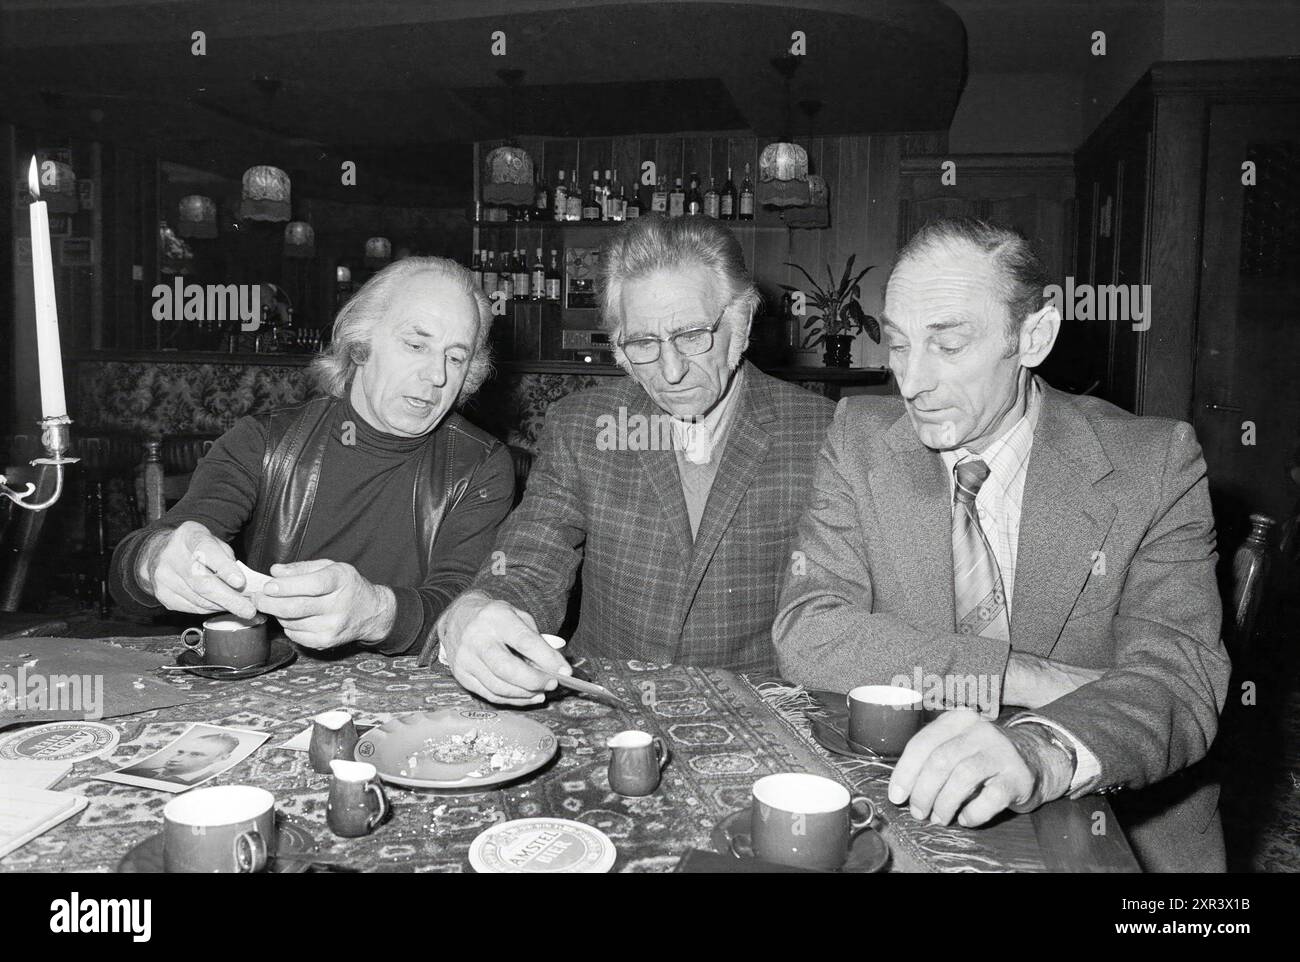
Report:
0,635,1138,873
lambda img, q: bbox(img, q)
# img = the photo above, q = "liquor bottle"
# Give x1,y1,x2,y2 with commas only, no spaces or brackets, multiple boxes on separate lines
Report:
739,163,755,220
611,169,625,221
625,182,641,219
686,172,703,216
553,170,568,221
533,170,550,220
482,250,499,295
141,440,165,522
582,170,601,220
704,176,720,219
514,249,530,300
721,167,737,219
601,169,613,220
1232,513,1276,646
566,169,582,221
471,248,483,290
545,249,562,303
651,174,668,215
669,177,686,217
530,246,545,300
499,254,515,301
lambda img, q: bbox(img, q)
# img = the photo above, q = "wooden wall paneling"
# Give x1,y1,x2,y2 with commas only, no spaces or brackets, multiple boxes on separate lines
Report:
709,136,729,195
863,134,902,370
612,136,639,205
681,135,710,189
1141,96,1203,421
546,138,578,190
89,141,104,349
660,135,684,193
633,137,655,209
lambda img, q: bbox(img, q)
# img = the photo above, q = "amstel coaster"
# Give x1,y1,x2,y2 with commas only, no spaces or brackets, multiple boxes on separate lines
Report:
468,817,617,874
0,721,120,762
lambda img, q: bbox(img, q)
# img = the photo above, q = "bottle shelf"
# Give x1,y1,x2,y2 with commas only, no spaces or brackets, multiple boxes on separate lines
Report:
470,218,790,233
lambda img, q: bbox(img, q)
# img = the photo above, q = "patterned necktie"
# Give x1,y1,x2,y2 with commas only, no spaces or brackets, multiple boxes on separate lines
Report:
952,458,1010,640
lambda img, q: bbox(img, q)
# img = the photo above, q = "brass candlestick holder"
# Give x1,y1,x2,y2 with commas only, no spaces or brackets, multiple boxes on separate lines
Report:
0,415,80,511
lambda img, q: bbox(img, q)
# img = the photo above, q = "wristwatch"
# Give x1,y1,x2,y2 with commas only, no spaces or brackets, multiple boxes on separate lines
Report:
1007,718,1078,783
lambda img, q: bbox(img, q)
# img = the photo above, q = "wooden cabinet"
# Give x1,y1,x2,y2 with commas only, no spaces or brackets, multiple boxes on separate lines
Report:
897,154,1076,287
1072,59,1300,541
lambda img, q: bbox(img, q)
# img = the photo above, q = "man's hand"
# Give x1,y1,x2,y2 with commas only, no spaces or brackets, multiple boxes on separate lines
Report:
440,593,570,706
888,709,1073,828
1002,651,1104,709
252,560,395,651
139,520,257,620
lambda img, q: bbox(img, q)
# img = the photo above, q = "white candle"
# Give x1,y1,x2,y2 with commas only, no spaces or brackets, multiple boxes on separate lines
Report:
28,157,67,419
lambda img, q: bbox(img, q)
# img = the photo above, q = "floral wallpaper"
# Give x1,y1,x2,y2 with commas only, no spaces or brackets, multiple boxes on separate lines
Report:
74,361,315,436
71,360,615,453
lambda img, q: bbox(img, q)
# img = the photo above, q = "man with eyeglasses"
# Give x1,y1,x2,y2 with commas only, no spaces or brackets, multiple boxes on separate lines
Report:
427,216,836,704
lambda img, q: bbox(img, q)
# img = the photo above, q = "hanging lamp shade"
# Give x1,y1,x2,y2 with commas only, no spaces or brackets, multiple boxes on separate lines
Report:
482,145,535,206
239,165,291,221
784,174,829,229
38,158,79,213
364,236,392,268
756,142,810,208
177,195,218,238
283,220,315,258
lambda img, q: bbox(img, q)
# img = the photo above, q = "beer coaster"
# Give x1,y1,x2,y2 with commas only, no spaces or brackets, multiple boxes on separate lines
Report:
469,818,616,874
0,721,120,762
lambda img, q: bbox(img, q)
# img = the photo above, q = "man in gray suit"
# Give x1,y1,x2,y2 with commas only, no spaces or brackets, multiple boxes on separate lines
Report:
432,216,834,704
774,217,1230,872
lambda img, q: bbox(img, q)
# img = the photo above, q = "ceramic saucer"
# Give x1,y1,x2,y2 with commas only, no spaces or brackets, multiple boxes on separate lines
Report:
117,812,318,873
172,636,297,680
809,716,899,763
710,810,889,874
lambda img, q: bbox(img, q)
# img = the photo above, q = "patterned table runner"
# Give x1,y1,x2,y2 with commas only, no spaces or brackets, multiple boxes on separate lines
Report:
752,683,1047,872
0,639,851,873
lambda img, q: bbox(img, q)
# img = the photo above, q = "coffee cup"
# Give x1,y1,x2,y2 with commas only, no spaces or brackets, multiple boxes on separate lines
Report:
327,760,388,837
607,730,670,796
308,709,359,774
162,785,277,873
732,772,877,871
181,613,269,670
846,685,924,757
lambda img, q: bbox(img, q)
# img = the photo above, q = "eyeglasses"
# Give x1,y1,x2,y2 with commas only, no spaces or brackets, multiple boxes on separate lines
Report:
619,308,727,365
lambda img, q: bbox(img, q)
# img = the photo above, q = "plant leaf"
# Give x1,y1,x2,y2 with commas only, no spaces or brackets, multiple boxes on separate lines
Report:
783,261,824,295
838,253,857,296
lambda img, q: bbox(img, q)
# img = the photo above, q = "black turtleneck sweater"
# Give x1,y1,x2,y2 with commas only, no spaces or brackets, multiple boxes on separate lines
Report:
110,398,514,655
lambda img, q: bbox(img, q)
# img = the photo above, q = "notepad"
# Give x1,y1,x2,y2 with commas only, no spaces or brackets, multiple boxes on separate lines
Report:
0,759,72,790
0,784,87,858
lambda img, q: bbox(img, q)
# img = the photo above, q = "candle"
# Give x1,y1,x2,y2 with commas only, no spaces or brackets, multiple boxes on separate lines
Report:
28,157,67,419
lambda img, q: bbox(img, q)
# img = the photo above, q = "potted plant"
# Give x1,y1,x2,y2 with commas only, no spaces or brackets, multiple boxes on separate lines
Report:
779,254,880,367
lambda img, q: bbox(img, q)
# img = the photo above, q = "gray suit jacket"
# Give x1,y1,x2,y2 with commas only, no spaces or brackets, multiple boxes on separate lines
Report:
445,362,835,673
773,379,1231,872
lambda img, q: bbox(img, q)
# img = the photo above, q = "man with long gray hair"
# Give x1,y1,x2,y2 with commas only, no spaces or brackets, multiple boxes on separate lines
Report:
429,216,835,703
110,257,514,656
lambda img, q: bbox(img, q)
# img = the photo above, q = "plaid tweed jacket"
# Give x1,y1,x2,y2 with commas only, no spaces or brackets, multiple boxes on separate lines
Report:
461,362,835,673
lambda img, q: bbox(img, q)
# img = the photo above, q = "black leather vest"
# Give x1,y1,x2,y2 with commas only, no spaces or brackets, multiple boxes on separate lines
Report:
242,396,499,575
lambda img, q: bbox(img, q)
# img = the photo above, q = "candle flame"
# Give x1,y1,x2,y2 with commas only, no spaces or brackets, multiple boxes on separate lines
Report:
28,157,40,199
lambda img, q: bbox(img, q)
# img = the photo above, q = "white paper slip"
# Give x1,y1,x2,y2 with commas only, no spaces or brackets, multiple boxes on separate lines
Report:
0,784,87,859
0,760,73,790
235,561,271,596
